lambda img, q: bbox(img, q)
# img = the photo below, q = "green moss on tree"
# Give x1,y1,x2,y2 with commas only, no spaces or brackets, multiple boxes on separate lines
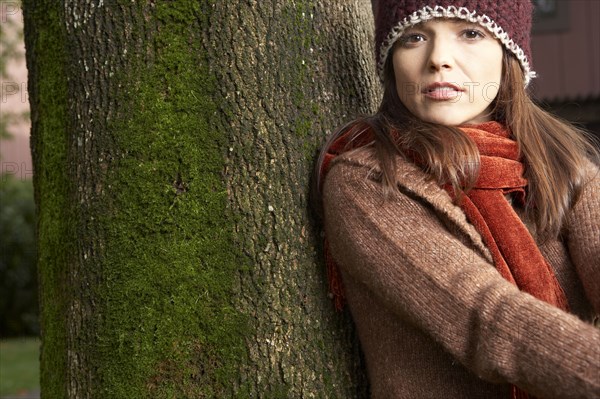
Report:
27,0,375,396
23,1,72,397
92,2,250,397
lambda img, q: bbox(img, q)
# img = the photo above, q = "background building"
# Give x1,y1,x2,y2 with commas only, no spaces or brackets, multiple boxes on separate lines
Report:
530,0,600,139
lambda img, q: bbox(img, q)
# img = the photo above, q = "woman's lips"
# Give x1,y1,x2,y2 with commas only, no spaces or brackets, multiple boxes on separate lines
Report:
422,82,464,100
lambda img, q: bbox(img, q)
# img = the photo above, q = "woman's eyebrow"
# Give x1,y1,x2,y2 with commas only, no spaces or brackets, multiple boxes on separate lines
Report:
404,23,429,33
450,19,482,27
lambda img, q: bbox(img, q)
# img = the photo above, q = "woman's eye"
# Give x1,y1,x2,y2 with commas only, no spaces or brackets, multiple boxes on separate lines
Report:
399,33,426,47
462,29,485,40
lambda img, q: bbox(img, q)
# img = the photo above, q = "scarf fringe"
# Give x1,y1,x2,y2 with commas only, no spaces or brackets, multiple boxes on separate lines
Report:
512,384,535,399
324,238,345,311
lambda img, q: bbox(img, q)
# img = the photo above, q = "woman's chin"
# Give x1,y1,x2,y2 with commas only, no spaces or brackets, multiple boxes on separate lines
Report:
409,110,492,126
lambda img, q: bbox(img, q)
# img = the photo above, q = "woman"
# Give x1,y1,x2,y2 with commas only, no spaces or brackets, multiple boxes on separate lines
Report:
314,1,599,398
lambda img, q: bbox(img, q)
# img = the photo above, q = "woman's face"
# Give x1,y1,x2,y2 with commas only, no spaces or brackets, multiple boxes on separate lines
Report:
392,19,503,126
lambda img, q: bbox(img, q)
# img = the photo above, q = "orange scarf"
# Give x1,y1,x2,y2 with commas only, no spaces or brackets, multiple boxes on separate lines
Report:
458,122,568,311
320,122,568,399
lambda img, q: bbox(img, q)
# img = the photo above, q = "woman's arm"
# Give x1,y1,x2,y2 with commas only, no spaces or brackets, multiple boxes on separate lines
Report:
567,161,600,312
323,158,599,399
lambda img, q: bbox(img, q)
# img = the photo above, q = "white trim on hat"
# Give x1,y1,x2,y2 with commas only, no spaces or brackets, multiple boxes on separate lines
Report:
378,5,537,86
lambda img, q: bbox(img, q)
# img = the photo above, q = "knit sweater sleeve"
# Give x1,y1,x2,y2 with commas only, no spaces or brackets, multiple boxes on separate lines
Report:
323,158,600,399
566,161,600,313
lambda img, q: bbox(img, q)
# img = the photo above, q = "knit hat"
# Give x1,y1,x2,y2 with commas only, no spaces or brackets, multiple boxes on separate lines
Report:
373,0,536,85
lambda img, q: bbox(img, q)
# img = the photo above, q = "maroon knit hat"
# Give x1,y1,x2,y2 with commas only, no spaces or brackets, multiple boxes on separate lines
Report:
372,0,536,85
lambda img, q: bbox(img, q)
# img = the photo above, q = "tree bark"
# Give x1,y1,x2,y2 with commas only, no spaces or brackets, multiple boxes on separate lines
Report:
24,1,380,397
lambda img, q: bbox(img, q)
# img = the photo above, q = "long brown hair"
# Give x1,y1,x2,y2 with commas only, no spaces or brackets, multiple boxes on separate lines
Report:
313,50,598,238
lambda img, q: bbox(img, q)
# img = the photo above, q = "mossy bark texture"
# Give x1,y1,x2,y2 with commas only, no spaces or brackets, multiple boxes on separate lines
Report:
24,1,380,397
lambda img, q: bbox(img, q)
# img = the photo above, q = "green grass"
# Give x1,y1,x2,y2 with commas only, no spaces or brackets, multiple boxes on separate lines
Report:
0,337,40,396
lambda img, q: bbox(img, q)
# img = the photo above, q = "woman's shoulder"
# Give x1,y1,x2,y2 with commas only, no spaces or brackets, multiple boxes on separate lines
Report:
569,158,600,214
324,146,477,233
327,145,422,181
326,145,443,198
582,157,600,185
327,144,380,174
568,157,600,217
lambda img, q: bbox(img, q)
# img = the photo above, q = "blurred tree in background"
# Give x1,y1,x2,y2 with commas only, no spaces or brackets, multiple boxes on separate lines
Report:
1,0,29,140
1,0,37,337
0,175,38,337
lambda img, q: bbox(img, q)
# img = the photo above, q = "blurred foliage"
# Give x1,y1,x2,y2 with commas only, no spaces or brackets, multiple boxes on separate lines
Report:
0,174,38,337
1,0,28,141
0,110,29,141
0,1,25,78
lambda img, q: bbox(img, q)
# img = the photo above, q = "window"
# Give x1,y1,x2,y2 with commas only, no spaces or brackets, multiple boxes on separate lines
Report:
532,0,570,33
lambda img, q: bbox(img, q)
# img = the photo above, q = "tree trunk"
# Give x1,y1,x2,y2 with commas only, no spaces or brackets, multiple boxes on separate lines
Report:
23,1,380,397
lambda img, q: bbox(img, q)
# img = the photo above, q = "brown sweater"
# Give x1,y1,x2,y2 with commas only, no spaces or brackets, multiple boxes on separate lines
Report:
322,147,600,399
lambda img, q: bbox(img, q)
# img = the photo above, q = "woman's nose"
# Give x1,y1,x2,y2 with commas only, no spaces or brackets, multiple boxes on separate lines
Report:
427,39,453,72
